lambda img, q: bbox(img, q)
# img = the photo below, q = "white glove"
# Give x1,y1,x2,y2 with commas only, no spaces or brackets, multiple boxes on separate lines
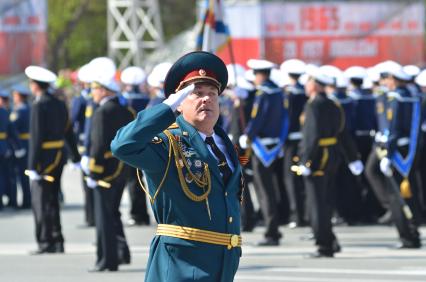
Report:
299,165,311,176
348,160,364,176
380,157,393,177
14,148,26,158
86,177,98,189
239,134,248,149
162,84,195,111
27,170,42,181
80,156,90,175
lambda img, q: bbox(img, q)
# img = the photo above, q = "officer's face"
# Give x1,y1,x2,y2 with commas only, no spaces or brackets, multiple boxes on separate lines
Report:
92,85,108,104
305,77,316,97
178,83,220,134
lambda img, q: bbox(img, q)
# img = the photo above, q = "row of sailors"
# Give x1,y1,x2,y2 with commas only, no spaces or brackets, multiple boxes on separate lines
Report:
1,55,425,261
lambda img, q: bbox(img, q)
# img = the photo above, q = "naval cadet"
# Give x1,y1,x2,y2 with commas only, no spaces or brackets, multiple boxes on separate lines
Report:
239,59,288,246
111,51,243,282
280,59,308,228
10,85,32,209
120,66,151,226
85,75,133,272
295,69,353,257
25,66,80,254
365,66,422,248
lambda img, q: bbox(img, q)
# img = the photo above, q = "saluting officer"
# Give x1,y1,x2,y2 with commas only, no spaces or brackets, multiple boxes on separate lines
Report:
295,68,353,257
120,66,151,226
10,85,32,209
365,66,422,248
85,74,134,272
112,51,243,281
25,66,80,254
280,59,308,228
239,59,288,246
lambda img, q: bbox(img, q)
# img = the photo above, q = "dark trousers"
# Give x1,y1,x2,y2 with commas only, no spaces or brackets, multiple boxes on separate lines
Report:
82,173,95,226
4,155,17,207
15,155,31,208
274,157,290,225
93,177,130,269
31,166,64,249
365,146,422,243
283,141,306,225
127,170,150,223
251,155,281,240
240,167,256,230
304,166,338,253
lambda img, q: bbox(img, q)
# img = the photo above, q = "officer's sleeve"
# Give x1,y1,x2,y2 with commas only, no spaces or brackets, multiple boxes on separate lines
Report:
245,94,267,139
64,118,81,163
111,103,176,172
299,103,319,167
28,102,43,171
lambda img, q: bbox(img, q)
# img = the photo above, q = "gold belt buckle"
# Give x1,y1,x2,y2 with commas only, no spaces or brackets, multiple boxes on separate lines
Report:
230,234,239,248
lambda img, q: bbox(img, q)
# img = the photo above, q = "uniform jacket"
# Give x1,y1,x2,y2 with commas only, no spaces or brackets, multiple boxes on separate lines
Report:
111,103,242,282
28,92,80,174
89,96,134,182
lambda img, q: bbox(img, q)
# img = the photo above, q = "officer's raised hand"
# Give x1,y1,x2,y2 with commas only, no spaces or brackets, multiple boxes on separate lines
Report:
163,84,195,111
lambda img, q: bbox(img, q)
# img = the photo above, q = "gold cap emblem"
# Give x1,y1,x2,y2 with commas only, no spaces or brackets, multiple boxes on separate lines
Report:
199,69,206,76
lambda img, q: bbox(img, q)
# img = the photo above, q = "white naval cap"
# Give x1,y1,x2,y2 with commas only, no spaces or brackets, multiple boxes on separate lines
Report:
89,57,116,81
247,59,276,70
388,66,411,81
147,62,172,88
77,64,94,83
366,67,380,83
374,60,401,75
403,65,420,78
93,75,120,93
319,65,342,81
336,73,349,88
280,59,306,75
11,84,31,95
270,68,287,87
121,66,146,85
415,69,426,87
25,66,57,83
344,66,367,80
307,65,335,86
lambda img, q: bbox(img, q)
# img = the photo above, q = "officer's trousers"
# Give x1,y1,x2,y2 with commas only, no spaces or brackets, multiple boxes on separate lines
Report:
81,173,94,226
283,141,306,225
15,155,31,208
251,155,281,240
304,172,338,253
93,177,130,269
366,146,422,244
31,166,64,249
127,170,150,224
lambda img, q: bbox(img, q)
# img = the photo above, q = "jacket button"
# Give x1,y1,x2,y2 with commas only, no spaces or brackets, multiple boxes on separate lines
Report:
225,192,228,196
229,217,233,223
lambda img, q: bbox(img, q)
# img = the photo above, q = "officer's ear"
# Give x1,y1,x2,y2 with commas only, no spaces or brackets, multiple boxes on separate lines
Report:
176,105,183,114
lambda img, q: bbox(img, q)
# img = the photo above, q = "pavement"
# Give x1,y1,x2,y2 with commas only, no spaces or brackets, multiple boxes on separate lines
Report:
0,165,425,282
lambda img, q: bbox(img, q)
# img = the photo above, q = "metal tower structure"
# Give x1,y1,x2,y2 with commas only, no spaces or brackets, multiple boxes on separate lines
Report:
107,0,164,69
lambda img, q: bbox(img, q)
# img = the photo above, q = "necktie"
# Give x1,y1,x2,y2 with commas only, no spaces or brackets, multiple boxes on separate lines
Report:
205,136,232,185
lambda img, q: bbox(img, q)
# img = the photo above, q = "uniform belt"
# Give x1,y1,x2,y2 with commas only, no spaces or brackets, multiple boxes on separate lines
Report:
397,137,409,147
355,130,375,137
0,132,7,139
19,133,30,140
318,137,337,147
288,132,302,140
156,224,242,249
41,140,65,149
258,137,280,146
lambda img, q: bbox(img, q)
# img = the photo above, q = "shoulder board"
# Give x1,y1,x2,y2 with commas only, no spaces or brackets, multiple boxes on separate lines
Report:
167,122,179,129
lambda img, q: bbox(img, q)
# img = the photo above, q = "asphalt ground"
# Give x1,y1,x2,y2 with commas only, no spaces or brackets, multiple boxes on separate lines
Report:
0,165,425,282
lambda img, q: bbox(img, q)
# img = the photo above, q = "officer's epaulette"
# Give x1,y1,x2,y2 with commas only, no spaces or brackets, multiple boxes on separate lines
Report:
167,122,179,129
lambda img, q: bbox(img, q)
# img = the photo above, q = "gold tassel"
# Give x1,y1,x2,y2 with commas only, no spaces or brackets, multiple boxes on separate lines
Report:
400,178,412,199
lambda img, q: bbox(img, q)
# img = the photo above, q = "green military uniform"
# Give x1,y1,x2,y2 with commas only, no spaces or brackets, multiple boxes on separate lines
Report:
111,51,243,281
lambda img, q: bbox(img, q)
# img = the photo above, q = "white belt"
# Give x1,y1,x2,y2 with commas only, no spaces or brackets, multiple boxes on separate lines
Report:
397,137,410,147
375,132,388,143
288,132,302,140
355,130,375,137
259,137,280,146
